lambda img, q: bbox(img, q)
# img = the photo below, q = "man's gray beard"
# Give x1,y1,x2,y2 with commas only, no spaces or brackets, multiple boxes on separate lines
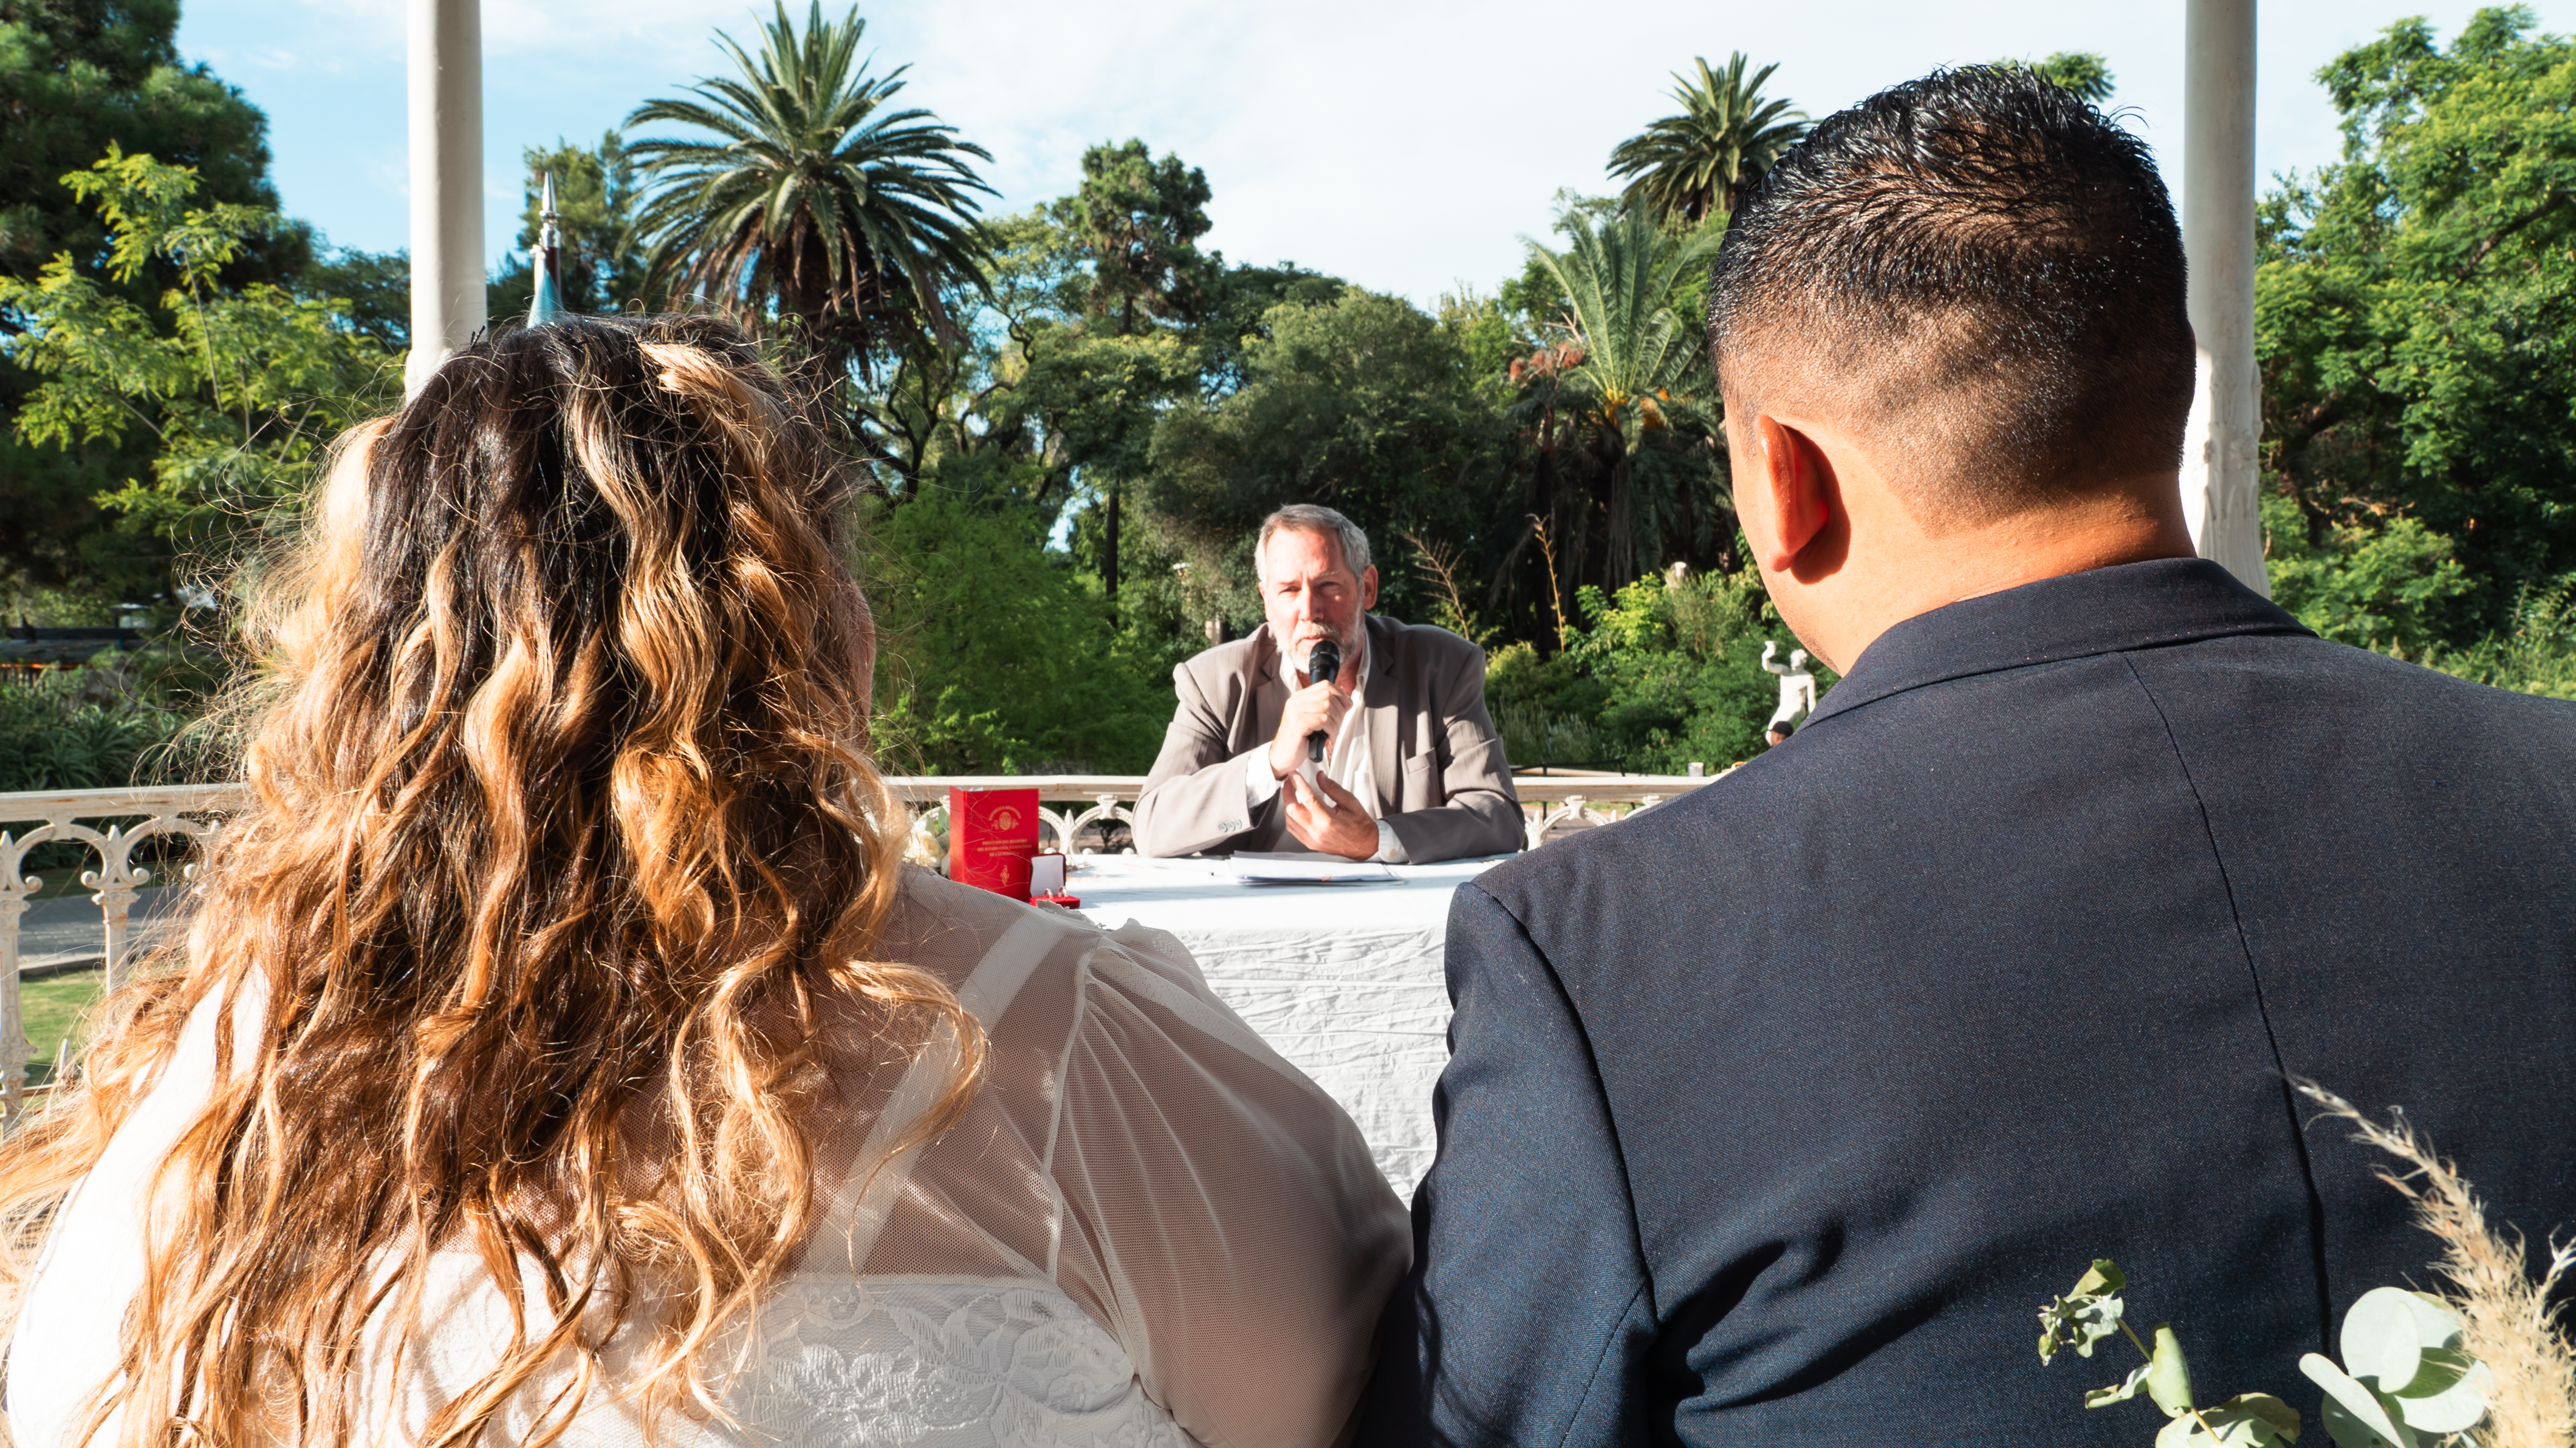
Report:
1298,619,1363,681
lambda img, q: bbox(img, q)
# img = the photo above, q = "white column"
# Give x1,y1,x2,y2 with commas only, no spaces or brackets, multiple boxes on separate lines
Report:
2179,0,2269,594
405,0,484,397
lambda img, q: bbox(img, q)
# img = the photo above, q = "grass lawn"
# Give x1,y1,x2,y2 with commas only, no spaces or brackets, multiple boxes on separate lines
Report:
21,968,104,1087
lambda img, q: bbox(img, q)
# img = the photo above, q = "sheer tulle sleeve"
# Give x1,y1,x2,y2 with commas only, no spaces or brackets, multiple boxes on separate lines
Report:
10,875,1414,1448
1049,923,1411,1448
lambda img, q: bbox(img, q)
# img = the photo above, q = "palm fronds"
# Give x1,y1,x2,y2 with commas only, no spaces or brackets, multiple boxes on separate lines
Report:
1519,204,1724,585
1608,53,1807,226
1526,205,1721,437
624,1,996,386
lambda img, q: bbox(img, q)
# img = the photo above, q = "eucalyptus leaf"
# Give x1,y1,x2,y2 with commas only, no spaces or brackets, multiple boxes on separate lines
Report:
2074,1260,2130,1298
2390,1358,2492,1436
2220,1392,2307,1443
2153,1394,2306,1447
2089,1362,2153,1409
2147,1324,2197,1417
2039,1282,2128,1364
2341,1288,2437,1391
2302,1352,2417,1448
2398,1292,2465,1344
2394,1347,2471,1401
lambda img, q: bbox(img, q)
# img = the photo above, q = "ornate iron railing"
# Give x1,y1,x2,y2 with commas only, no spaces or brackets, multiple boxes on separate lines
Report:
0,770,1722,1121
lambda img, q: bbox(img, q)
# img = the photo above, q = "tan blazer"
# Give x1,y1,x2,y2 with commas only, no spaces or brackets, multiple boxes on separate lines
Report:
1132,615,1523,862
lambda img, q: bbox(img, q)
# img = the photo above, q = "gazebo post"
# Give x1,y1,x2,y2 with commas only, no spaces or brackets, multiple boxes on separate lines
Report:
405,0,484,397
2180,0,2270,594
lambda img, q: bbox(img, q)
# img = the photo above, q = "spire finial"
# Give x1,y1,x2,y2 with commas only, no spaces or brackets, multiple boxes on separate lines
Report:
527,168,569,326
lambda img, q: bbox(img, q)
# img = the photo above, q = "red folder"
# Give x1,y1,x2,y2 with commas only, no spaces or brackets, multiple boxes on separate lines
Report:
948,787,1041,900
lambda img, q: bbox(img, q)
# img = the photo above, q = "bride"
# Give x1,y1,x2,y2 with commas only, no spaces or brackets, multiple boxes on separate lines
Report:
0,316,1410,1447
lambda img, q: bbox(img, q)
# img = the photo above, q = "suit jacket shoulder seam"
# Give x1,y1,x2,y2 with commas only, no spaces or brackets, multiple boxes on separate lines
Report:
2115,652,2336,1340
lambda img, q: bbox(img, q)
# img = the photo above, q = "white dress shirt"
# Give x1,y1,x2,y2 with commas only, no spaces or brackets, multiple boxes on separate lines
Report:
1239,631,1405,863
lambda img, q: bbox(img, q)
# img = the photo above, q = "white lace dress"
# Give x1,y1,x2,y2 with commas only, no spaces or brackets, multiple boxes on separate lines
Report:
8,870,1413,1448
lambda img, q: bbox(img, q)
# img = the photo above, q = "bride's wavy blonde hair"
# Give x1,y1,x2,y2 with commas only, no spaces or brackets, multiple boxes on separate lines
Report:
0,315,982,1446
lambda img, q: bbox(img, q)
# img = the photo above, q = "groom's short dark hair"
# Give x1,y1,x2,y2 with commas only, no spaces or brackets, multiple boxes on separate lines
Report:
1707,66,2194,526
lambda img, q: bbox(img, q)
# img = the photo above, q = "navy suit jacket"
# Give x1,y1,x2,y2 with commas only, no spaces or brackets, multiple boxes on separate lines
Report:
1354,559,2576,1447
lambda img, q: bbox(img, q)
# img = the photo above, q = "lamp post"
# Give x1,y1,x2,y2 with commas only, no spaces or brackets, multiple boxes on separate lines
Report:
405,0,484,397
2180,0,2269,594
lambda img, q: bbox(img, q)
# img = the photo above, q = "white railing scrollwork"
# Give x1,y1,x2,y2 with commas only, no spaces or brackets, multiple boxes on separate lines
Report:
0,770,1721,1124
1,785,246,1122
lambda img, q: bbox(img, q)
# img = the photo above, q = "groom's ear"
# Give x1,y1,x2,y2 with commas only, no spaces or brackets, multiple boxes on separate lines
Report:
1750,415,1841,575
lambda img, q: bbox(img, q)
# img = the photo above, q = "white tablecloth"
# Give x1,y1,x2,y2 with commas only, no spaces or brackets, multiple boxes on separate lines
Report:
1067,854,1506,1197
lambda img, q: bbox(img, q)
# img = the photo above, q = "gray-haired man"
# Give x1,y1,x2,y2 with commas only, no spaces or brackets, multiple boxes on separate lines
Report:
1132,505,1523,863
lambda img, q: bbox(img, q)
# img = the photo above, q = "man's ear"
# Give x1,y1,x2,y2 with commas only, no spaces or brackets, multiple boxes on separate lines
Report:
1359,565,1379,611
1752,415,1837,574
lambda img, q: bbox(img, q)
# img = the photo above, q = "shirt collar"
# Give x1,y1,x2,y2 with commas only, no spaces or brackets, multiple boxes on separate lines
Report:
1805,558,2311,730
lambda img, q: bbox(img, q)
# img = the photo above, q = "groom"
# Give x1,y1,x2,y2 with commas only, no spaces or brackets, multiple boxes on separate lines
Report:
1355,67,2576,1447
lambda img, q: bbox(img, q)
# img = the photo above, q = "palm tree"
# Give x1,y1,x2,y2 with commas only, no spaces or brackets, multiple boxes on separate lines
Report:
1522,204,1724,586
625,2,996,394
1607,53,1807,226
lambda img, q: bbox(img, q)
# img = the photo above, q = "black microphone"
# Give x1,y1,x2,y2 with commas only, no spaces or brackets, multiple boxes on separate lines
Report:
1304,638,1341,764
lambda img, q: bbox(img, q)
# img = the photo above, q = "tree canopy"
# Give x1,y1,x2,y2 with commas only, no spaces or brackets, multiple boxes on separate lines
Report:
9,12,2576,786
0,148,395,555
1606,53,1807,225
0,0,301,604
2259,5,2576,660
625,1,996,394
1058,140,1216,336
1995,50,2115,103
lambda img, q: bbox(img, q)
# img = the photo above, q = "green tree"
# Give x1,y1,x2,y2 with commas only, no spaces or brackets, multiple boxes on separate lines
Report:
1518,202,1726,590
2258,6,2576,645
625,1,996,395
0,149,397,557
0,0,287,284
863,491,1171,773
1995,51,2116,102
1045,140,1219,599
1058,139,1216,336
304,245,408,350
1606,53,1806,225
0,0,300,605
1484,562,1820,771
1145,288,1504,629
1199,259,1344,396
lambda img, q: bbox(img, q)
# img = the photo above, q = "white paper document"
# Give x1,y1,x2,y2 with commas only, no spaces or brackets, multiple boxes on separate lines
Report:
1228,851,1398,884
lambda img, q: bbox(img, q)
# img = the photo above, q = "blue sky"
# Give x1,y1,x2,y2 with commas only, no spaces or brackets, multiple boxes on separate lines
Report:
175,0,2576,307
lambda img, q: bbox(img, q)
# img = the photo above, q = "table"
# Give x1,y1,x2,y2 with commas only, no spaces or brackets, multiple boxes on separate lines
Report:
1066,853,1505,1197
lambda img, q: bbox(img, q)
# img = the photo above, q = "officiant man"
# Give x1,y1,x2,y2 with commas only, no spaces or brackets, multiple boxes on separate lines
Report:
1132,505,1522,862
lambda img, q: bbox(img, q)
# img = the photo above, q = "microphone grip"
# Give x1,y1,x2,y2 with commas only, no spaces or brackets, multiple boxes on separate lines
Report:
1301,638,1342,770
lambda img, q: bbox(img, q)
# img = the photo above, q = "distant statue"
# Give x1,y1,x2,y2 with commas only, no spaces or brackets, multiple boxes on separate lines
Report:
1761,640,1817,741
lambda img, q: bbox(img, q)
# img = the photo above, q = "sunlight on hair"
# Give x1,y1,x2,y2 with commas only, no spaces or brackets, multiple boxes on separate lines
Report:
0,316,985,1448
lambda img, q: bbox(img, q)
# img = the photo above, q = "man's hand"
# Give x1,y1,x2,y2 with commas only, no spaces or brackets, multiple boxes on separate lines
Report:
1269,675,1353,779
1286,770,1381,859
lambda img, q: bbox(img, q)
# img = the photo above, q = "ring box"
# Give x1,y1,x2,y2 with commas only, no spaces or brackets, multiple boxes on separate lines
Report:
1028,852,1080,909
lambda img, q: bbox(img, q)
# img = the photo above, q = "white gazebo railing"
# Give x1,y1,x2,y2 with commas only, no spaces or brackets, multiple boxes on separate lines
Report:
0,770,1719,1121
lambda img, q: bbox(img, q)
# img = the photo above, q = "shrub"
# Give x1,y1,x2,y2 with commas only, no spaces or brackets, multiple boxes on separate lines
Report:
862,493,1176,774
1487,563,1831,774
0,646,220,794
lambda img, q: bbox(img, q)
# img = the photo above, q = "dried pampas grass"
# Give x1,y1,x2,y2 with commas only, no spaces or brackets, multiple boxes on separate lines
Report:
2298,1082,2576,1448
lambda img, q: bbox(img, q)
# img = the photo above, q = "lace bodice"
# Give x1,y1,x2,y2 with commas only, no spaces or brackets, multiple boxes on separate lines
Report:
719,1280,1193,1448
9,871,1411,1448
